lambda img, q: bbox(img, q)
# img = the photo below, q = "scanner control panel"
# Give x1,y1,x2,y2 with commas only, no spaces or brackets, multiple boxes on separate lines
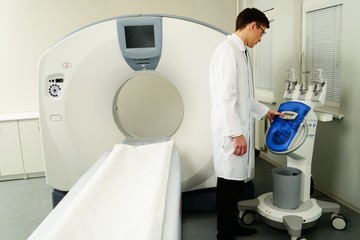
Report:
47,77,64,98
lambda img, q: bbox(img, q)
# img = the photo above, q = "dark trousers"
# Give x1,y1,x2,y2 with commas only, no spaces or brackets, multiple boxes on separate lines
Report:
216,177,245,240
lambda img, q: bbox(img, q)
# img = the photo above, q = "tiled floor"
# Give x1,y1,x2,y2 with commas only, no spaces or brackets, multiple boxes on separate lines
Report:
0,177,52,240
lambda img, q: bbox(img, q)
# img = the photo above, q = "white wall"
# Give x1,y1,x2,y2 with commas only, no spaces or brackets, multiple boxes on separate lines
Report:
0,0,236,115
254,0,360,212
312,0,360,212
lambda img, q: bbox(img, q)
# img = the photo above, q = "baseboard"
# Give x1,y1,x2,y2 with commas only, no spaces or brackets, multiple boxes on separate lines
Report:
314,184,360,214
26,172,46,179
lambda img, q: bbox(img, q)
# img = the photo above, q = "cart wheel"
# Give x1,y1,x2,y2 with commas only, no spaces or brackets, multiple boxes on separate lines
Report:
331,214,347,230
291,236,306,240
241,211,255,225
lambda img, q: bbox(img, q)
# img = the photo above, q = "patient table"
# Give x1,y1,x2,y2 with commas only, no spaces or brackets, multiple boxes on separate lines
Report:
28,139,181,240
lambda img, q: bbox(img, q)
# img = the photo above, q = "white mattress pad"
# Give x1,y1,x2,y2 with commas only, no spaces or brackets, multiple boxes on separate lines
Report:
40,140,174,240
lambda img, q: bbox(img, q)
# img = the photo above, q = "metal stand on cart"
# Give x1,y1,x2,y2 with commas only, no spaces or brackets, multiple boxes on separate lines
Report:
238,69,347,240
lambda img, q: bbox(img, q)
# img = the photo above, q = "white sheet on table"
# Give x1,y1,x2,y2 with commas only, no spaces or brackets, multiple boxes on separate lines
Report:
43,140,174,240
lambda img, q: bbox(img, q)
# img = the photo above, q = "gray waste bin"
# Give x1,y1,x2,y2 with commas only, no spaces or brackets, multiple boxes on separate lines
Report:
272,166,302,209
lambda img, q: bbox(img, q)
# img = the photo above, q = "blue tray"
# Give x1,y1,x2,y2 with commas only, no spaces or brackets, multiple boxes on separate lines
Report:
266,101,311,153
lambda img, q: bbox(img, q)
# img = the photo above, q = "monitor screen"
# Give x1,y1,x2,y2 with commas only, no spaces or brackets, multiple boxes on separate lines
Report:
124,25,155,48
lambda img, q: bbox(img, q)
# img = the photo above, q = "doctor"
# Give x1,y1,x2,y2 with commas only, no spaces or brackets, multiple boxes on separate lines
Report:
209,8,281,240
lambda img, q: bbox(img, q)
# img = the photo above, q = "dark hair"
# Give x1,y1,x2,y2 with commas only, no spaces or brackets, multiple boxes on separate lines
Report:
235,8,270,31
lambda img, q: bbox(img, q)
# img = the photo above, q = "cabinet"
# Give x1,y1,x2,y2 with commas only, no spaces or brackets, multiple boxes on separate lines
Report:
0,113,45,181
0,121,23,177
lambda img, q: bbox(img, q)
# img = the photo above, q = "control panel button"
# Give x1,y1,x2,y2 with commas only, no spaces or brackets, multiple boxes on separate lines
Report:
50,115,62,121
47,76,64,98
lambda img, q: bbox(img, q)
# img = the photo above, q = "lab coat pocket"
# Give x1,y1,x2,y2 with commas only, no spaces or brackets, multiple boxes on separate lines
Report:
222,136,234,158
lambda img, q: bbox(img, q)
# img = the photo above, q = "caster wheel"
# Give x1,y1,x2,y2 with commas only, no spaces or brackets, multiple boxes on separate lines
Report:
331,214,347,230
241,210,255,225
291,237,306,240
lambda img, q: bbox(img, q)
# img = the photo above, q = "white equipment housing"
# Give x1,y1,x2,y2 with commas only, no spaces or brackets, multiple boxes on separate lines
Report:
238,69,347,240
39,14,227,193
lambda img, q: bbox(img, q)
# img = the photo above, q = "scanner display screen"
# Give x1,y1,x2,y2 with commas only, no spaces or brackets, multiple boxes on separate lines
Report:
125,25,155,48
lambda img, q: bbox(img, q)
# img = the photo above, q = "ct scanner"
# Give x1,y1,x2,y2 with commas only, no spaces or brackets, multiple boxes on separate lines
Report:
31,14,229,239
39,14,227,195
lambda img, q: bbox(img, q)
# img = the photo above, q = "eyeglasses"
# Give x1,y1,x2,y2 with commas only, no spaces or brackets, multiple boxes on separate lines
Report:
256,23,266,36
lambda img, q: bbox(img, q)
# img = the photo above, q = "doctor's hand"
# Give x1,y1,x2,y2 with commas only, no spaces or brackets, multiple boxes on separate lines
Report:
232,135,247,156
266,109,284,123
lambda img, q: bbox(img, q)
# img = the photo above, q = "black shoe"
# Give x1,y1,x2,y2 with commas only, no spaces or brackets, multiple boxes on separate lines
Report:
236,226,257,236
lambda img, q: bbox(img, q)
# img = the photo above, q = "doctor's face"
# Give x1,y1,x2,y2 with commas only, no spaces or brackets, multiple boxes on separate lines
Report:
247,23,266,48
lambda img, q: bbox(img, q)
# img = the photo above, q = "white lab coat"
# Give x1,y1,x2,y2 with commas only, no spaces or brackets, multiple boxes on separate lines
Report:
209,33,269,181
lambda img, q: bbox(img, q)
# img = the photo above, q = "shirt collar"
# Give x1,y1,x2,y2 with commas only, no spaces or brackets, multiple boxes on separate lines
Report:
227,33,246,52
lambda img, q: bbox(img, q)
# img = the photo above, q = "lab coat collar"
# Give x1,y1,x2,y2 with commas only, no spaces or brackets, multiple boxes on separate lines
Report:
228,33,246,53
